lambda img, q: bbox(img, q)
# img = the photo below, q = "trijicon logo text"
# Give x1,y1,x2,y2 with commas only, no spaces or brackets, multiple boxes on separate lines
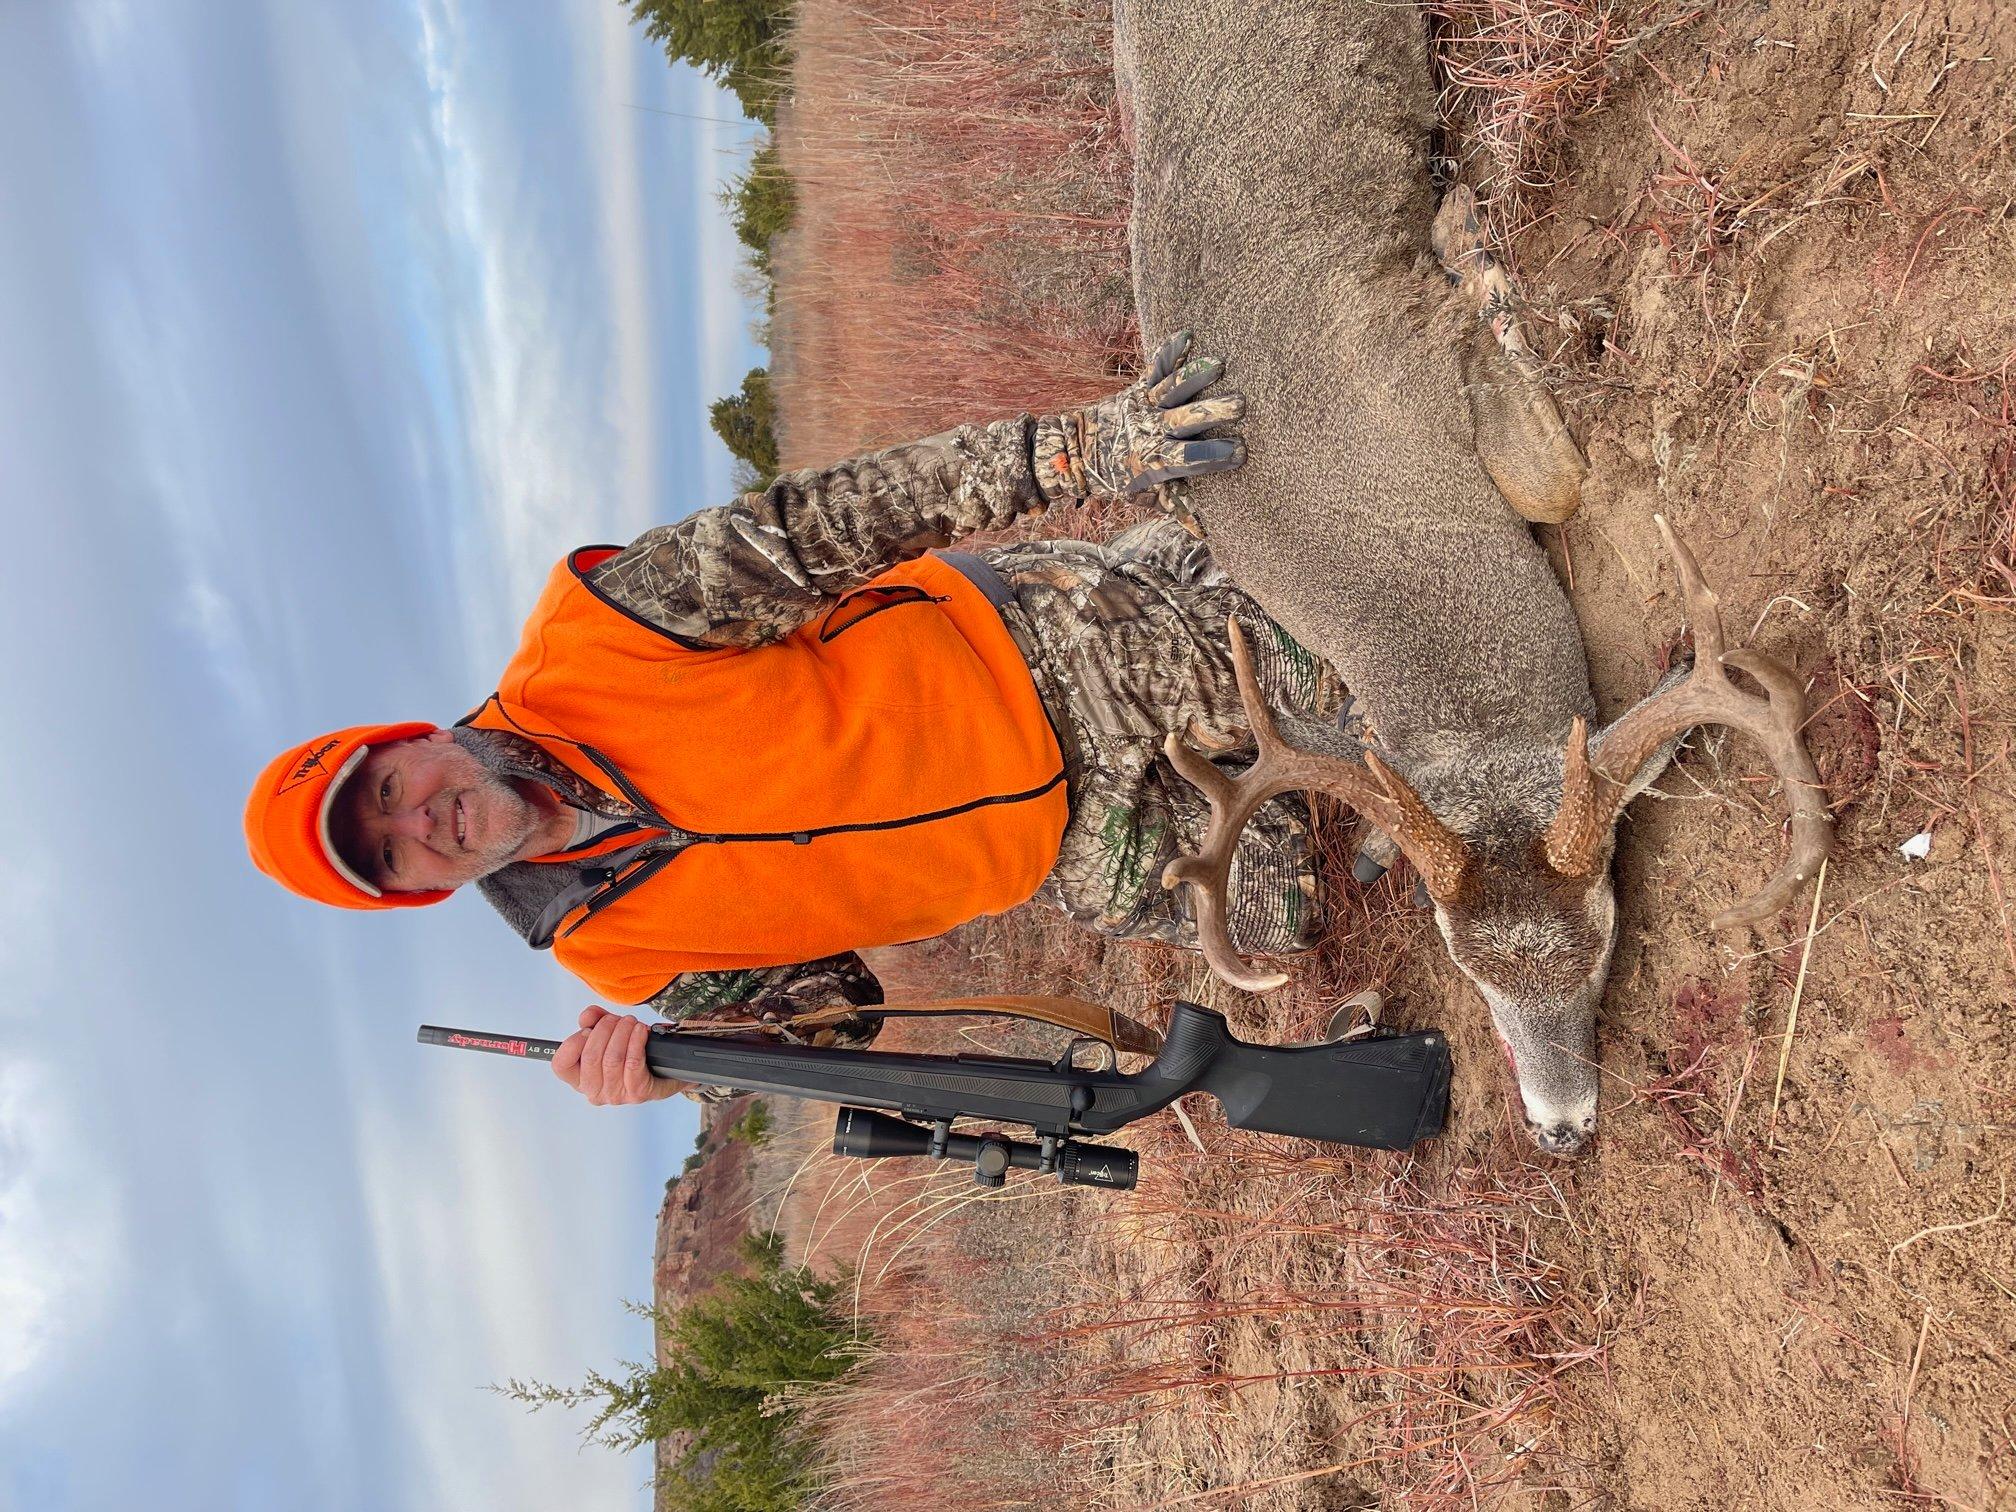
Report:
278,738,342,794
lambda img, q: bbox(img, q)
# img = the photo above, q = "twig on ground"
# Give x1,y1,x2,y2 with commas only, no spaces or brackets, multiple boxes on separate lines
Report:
1896,1307,1934,1482
1769,856,1830,1132
1887,1176,2010,1268
1169,1097,1211,1154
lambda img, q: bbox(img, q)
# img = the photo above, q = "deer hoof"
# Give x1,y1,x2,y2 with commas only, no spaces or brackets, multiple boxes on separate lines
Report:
1474,383,1587,524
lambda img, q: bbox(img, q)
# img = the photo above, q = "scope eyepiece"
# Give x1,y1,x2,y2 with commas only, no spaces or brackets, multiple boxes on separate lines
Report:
1058,1141,1138,1190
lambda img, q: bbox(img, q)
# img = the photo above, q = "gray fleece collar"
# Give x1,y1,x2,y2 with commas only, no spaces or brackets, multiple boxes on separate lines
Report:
450,726,695,949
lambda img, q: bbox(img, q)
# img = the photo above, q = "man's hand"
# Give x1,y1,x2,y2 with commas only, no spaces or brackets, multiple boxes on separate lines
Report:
553,1006,690,1107
1036,331,1247,502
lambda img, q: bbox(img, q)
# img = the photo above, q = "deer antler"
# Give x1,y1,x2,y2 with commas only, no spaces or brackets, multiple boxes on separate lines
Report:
1543,514,1833,927
1161,618,1471,991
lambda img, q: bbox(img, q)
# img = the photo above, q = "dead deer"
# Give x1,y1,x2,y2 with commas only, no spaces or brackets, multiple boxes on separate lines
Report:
1115,0,1832,1151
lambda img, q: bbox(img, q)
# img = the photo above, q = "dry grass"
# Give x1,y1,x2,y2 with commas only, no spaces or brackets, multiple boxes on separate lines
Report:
1037,1149,1604,1507
784,1073,1599,1509
769,0,1135,465
1425,2,1701,237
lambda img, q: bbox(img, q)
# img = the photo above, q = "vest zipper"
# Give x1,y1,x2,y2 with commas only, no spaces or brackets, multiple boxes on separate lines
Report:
686,768,1066,847
553,770,1069,939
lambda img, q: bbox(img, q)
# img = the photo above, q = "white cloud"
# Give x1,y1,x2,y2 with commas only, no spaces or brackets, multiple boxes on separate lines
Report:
350,1062,646,1508
582,5,662,540
66,0,136,67
415,0,658,670
60,0,265,727
0,1062,120,1406
90,276,269,727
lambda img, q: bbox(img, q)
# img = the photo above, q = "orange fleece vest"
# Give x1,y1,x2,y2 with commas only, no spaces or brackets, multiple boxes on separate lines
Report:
465,549,1068,1004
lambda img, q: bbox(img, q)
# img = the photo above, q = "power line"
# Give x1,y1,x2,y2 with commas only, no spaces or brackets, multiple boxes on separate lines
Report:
621,101,762,129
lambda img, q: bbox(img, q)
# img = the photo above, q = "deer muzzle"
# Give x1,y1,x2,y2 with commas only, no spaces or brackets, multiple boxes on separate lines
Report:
1526,1102,1598,1157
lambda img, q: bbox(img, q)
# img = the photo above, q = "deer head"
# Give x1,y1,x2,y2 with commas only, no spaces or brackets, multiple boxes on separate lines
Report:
1164,517,1833,1154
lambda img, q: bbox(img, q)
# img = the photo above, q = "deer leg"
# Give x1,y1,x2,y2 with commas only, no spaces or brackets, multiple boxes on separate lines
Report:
1431,184,1587,525
1331,699,1401,883
1351,824,1400,884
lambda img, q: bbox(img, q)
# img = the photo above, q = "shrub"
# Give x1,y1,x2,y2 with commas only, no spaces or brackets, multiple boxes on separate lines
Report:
728,1100,775,1147
725,139,797,280
709,368,782,483
498,1234,861,1510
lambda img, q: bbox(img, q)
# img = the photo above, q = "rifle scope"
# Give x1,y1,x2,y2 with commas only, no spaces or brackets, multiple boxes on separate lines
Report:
832,1107,1138,1190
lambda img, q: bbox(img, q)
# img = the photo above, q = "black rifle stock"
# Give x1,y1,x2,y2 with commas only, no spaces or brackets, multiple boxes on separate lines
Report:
419,1001,1450,1189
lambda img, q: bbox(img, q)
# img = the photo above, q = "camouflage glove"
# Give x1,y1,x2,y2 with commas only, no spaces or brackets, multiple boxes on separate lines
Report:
1033,331,1247,503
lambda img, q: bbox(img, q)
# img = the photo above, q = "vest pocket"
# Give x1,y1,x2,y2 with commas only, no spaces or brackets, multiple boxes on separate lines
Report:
817,585,949,643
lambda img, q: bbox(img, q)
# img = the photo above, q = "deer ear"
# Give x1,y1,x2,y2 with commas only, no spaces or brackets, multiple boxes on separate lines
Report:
1588,657,1693,802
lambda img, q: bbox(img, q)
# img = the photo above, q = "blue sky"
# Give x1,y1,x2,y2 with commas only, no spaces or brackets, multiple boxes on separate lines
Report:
0,2,765,1507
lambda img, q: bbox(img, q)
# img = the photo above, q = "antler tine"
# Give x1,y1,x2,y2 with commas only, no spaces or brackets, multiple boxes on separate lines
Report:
1577,514,1834,926
1659,512,1728,664
1162,619,1461,993
1162,619,1336,991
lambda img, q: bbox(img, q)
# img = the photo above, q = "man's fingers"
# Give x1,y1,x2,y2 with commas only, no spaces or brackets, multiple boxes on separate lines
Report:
1145,329,1191,385
553,1030,588,1087
1162,394,1245,438
575,1015,622,1103
1146,356,1223,408
556,1010,675,1106
1130,439,1245,493
623,1020,656,1101
597,1016,632,1103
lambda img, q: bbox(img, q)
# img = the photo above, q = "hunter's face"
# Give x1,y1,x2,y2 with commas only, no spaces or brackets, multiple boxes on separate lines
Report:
333,730,557,891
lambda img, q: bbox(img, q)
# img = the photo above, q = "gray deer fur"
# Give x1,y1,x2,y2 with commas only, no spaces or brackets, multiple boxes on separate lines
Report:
1115,0,1669,1153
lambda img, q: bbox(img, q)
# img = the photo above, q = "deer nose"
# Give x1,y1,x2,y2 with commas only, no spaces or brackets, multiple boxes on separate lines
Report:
1530,1118,1593,1157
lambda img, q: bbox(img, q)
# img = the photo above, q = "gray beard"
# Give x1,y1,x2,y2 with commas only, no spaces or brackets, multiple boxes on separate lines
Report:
444,728,554,875
449,725,639,820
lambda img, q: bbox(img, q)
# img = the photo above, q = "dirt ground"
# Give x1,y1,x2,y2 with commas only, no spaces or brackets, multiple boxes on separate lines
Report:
750,1,2016,1506
1491,2,2016,1504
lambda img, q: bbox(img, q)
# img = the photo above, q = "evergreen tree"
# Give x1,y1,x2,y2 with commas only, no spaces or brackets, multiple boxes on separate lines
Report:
620,0,795,125
496,1235,858,1511
624,4,794,500
709,368,781,482
724,138,796,279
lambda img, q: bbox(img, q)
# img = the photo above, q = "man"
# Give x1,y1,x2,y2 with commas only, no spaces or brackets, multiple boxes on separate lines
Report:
245,336,1343,1107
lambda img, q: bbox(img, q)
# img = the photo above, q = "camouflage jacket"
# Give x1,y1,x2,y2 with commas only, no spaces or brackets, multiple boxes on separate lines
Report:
470,414,1076,1024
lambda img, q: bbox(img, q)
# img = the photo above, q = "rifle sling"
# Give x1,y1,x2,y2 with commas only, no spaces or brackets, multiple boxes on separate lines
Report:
681,995,1163,1054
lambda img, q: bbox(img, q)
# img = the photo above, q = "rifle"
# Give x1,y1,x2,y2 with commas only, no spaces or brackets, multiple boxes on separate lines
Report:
420,1000,1450,1191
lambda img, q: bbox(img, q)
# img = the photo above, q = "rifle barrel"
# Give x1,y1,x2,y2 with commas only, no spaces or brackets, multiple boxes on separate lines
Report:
417,1025,561,1063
